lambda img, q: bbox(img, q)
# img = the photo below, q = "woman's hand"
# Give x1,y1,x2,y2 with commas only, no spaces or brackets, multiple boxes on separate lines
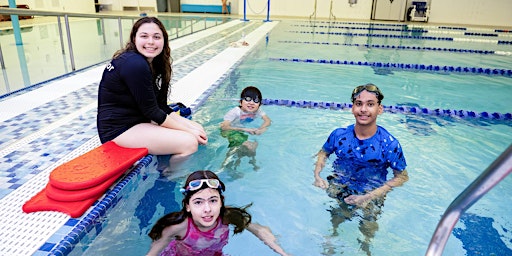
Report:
187,118,206,132
170,113,208,144
189,126,208,145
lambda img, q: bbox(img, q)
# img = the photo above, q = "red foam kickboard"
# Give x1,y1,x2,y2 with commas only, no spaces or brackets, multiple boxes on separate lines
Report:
22,141,147,218
49,141,148,190
45,171,124,202
22,189,98,218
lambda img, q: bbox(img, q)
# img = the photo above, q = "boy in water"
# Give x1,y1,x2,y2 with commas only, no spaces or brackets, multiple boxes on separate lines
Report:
220,86,271,174
313,83,408,255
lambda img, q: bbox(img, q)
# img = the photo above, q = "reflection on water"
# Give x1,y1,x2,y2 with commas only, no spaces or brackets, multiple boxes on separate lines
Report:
453,213,512,256
134,170,180,233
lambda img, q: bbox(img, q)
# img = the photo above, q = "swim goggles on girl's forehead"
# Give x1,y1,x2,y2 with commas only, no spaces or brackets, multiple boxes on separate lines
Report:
180,179,223,194
241,96,261,103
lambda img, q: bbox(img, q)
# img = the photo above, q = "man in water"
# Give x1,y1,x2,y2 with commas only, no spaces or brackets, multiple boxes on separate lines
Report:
313,83,409,255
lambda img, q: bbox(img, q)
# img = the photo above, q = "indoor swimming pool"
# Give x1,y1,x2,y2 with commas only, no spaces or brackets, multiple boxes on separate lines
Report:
0,17,510,256
66,20,511,255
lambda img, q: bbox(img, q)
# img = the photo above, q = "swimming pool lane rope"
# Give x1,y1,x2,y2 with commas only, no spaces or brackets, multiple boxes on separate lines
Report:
297,20,512,34
268,57,512,77
261,98,511,121
291,24,511,39
278,40,512,56
287,30,512,45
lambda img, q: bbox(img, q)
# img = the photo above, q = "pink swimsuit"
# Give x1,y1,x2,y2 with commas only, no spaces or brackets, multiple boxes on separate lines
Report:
160,217,230,256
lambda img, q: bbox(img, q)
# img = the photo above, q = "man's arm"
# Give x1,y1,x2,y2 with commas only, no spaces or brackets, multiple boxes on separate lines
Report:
369,169,408,197
345,170,409,206
387,169,409,187
313,150,329,189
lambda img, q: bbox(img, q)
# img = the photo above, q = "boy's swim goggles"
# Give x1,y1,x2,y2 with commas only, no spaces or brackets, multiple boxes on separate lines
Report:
241,96,260,103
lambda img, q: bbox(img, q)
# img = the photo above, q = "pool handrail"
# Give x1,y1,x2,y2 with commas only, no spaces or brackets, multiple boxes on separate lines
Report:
0,7,140,18
0,7,223,23
425,143,512,256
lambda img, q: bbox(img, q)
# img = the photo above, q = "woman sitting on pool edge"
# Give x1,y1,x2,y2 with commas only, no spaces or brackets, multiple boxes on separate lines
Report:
97,17,207,167
146,170,290,256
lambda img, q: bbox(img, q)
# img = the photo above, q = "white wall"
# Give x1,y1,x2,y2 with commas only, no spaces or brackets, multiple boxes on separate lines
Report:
2,0,511,27
429,0,512,27
0,0,157,13
0,0,95,13
234,0,512,27
235,0,373,20
181,0,218,4
109,0,157,11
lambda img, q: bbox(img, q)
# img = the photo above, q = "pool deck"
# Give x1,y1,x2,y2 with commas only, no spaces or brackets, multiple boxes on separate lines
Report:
0,19,279,255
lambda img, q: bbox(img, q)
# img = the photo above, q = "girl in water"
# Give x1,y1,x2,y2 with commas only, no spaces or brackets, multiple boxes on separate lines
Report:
146,170,289,256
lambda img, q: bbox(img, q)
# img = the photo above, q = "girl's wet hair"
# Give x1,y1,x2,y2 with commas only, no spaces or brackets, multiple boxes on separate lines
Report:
148,170,252,241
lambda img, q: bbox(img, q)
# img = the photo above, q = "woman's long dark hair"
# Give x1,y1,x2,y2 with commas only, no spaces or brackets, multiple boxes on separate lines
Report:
113,16,172,108
148,170,252,241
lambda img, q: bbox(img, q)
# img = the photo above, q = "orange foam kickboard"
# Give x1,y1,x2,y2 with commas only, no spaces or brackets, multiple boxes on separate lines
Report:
45,171,124,202
22,189,98,218
49,141,148,190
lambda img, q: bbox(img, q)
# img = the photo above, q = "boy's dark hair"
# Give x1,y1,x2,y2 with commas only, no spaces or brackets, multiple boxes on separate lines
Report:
240,86,262,102
351,83,384,104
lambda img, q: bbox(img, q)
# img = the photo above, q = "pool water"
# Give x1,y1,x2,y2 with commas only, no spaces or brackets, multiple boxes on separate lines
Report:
79,20,511,255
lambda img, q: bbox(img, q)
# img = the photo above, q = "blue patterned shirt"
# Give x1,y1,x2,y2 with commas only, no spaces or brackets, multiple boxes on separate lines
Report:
322,124,407,192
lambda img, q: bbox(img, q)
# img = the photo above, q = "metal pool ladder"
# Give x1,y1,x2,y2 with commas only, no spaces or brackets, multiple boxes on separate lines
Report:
425,144,512,256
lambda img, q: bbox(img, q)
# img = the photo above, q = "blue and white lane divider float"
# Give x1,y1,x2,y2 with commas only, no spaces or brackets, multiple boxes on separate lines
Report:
268,57,512,77
291,24,509,38
296,20,512,35
278,40,512,56
292,24,512,39
287,30,512,45
261,99,512,121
